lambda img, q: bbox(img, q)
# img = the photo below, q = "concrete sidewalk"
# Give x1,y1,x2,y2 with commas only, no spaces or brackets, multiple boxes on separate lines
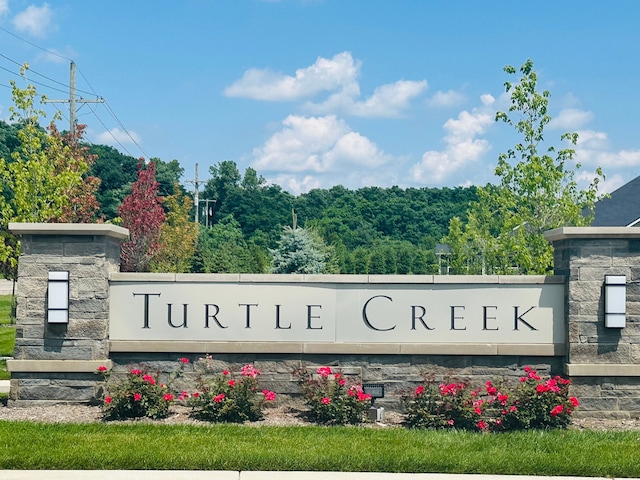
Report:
0,473,633,480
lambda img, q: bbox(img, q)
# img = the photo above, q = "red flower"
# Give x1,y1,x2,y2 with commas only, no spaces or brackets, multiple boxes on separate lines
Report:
222,370,229,375
357,391,372,402
178,357,189,364
214,393,225,403
133,393,142,401
142,374,156,385
477,421,488,430
192,392,200,398
550,405,564,417
130,369,142,375
163,393,174,402
321,397,331,405
262,390,276,401
228,380,235,387
536,384,550,394
104,396,112,404
569,396,580,407
415,385,425,396
316,366,333,377
97,365,108,372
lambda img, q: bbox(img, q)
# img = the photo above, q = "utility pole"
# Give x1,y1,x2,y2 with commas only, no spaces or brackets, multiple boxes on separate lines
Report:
44,61,104,137
185,163,207,224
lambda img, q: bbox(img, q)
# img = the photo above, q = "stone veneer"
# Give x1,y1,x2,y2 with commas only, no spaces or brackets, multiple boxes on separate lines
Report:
7,223,127,405
546,227,640,418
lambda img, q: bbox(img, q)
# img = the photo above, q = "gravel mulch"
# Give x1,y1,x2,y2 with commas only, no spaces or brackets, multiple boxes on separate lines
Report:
0,402,639,430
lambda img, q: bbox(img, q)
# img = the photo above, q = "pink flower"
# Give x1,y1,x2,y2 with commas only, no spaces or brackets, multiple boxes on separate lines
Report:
569,396,580,407
214,393,225,403
228,379,235,387
316,366,333,377
550,405,564,417
447,419,454,426
97,365,108,372
104,396,112,404
509,405,517,413
497,394,509,405
133,393,142,401
164,393,174,402
178,357,189,364
142,374,156,385
338,379,346,386
262,390,276,401
130,369,142,375
415,385,425,396
222,370,229,375
241,364,260,378
321,397,331,405
477,421,488,430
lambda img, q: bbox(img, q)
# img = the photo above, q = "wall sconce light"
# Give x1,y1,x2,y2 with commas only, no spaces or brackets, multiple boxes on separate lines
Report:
604,275,626,329
47,271,69,324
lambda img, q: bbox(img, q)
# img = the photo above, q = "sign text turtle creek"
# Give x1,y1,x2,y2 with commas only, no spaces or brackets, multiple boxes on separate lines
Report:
109,282,564,344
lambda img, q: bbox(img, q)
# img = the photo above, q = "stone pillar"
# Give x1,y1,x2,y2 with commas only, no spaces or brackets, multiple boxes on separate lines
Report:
7,223,128,405
545,227,640,418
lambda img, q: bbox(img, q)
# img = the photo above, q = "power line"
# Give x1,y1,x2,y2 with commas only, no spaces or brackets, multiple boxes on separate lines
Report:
1,29,152,160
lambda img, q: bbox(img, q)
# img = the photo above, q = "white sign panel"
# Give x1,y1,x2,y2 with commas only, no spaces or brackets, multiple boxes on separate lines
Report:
109,280,565,344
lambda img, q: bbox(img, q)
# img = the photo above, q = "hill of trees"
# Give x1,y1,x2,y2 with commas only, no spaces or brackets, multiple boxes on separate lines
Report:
1,119,477,275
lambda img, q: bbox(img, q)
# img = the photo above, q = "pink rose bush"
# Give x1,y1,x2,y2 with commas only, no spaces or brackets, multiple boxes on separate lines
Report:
294,365,372,425
404,366,579,432
187,357,276,423
97,358,188,420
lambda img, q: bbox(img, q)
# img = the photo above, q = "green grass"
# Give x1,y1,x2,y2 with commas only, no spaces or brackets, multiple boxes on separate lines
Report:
0,423,638,476
0,294,13,326
0,294,15,380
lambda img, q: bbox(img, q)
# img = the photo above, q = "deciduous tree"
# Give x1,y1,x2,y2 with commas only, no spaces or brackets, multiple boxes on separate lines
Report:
151,182,198,273
443,59,604,274
119,160,165,272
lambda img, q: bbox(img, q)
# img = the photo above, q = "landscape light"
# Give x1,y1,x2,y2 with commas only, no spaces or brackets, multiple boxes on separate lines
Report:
47,271,70,324
604,275,626,329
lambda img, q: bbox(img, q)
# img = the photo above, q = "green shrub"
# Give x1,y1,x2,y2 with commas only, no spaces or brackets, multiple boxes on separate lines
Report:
404,366,579,432
98,358,188,420
295,365,372,425
188,358,276,423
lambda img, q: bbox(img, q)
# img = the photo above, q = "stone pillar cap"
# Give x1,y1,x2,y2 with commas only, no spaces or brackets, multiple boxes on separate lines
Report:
545,226,640,242
9,222,129,240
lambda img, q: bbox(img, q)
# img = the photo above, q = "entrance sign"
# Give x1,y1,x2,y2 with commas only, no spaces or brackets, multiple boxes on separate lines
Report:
109,276,564,345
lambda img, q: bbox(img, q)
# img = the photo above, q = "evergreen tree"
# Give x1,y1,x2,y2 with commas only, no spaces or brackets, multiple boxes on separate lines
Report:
270,226,332,274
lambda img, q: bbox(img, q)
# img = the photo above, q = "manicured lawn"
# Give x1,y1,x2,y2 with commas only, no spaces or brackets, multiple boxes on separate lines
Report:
0,422,637,476
0,295,15,381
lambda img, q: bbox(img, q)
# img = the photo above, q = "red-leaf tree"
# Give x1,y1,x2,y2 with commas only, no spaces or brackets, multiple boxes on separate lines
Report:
119,160,166,272
47,123,102,223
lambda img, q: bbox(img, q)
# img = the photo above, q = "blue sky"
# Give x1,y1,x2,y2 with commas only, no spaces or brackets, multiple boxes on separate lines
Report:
1,0,639,195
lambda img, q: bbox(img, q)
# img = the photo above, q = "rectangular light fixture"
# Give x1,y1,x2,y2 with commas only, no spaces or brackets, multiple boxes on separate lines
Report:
47,271,70,324
604,275,626,329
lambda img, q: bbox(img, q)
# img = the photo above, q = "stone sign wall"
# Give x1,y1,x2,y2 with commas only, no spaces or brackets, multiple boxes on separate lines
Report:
6,223,640,417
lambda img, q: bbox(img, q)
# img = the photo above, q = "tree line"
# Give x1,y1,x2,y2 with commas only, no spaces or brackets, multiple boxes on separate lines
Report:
0,60,604,277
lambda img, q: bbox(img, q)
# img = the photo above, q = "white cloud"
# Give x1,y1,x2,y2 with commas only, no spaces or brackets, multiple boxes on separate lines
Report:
252,115,392,174
548,108,594,130
224,51,359,101
225,51,427,117
13,3,53,37
307,79,427,118
250,114,395,193
94,128,141,147
427,89,465,108
411,95,495,184
0,0,9,16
